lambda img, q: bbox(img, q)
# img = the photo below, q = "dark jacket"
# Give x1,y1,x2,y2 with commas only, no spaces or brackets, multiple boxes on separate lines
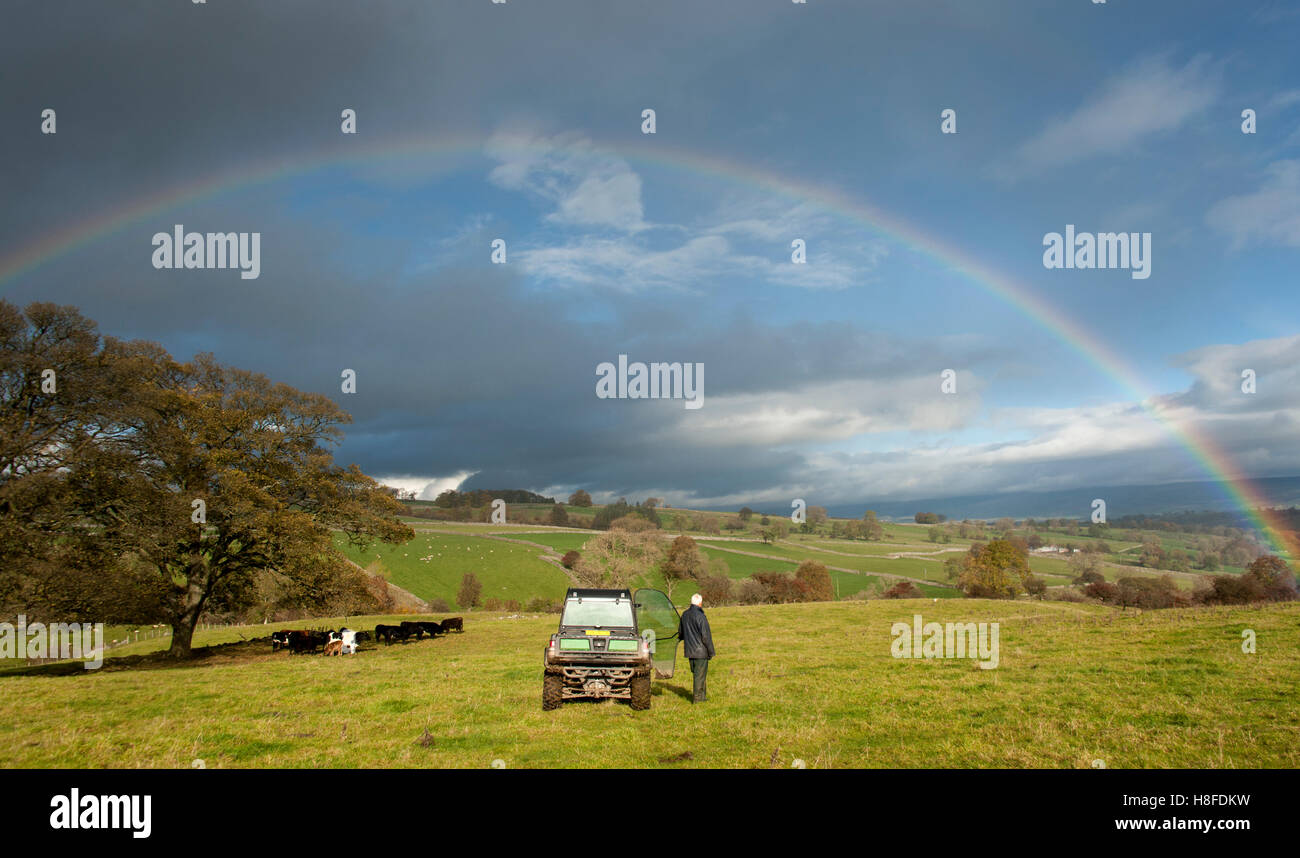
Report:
678,604,715,660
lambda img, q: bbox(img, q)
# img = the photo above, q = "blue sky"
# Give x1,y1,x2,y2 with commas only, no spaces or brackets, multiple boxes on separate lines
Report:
3,0,1299,511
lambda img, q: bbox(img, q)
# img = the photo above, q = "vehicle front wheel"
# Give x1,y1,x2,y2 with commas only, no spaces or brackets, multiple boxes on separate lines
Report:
542,673,563,711
629,674,651,710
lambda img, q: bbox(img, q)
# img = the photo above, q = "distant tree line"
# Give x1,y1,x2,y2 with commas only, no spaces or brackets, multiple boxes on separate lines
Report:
592,498,660,530
433,489,556,508
937,536,1296,609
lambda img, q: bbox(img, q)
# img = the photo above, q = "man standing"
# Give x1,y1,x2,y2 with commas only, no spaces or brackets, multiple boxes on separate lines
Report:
678,593,716,703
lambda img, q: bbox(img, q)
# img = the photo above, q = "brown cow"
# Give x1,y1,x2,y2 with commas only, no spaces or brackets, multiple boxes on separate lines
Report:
323,639,343,656
441,617,464,633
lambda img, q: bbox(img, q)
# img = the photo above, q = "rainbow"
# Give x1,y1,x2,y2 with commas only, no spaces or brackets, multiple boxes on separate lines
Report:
0,132,1291,556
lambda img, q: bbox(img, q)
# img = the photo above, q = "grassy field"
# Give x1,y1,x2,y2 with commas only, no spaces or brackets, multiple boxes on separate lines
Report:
328,505,1292,616
391,501,1289,585
3,599,1296,768
334,532,569,607
800,538,970,556
495,532,594,554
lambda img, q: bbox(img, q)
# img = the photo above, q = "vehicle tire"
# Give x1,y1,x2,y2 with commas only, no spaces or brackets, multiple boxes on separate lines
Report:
629,674,651,710
542,673,563,711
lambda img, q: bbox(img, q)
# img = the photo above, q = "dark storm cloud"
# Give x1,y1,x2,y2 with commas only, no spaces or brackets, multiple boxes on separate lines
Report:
8,1,1295,508
4,177,1009,500
0,0,793,248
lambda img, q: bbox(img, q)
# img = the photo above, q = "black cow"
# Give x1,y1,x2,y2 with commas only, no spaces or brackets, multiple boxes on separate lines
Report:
354,630,372,643
374,624,410,644
441,617,464,633
287,630,328,654
399,621,426,641
417,621,443,637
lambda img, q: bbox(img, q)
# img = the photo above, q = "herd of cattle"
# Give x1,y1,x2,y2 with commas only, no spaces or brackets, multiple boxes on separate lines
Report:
269,618,464,655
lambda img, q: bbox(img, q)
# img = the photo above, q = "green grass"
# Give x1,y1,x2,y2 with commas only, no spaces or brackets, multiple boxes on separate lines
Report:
699,539,968,589
2,600,1296,768
800,538,968,556
334,533,569,607
828,571,957,599
699,540,829,564
497,532,593,554
699,547,797,578
1027,555,1078,583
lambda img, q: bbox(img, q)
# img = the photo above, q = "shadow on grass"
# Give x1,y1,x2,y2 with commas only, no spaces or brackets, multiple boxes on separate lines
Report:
0,638,277,678
656,682,695,701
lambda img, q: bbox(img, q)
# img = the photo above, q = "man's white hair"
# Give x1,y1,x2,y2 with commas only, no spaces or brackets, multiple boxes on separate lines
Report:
690,593,703,606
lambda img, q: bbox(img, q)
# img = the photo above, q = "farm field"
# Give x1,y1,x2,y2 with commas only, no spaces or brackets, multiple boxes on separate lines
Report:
702,539,917,575
800,539,972,556
330,502,1298,618
333,532,569,607
698,545,797,577
493,532,594,554
2,600,1297,768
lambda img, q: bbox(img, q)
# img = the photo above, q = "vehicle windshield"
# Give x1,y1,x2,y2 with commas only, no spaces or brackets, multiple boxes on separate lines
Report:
561,597,634,628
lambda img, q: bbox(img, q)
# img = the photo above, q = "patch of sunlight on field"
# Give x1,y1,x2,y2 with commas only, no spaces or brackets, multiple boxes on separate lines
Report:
333,532,569,606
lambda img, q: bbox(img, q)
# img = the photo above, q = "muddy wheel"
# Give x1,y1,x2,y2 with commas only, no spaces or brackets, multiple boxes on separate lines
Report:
629,674,651,710
542,673,563,711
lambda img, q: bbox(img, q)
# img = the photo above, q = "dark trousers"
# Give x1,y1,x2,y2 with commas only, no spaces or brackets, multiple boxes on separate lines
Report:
689,657,709,702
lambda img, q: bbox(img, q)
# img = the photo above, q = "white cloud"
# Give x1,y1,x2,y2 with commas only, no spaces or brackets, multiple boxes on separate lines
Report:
486,129,648,232
509,177,888,291
518,234,740,291
653,374,985,448
1171,332,1300,409
552,171,646,231
1268,89,1300,110
1001,54,1220,177
653,334,1300,507
378,471,477,500
520,231,878,292
485,127,891,291
1205,160,1300,249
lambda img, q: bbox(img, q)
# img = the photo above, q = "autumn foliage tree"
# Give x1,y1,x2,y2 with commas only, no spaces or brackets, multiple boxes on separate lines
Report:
882,580,921,599
1202,555,1297,604
660,534,706,598
0,301,154,619
794,560,834,602
457,572,483,609
0,301,414,657
955,539,1031,599
573,530,664,588
1244,555,1297,600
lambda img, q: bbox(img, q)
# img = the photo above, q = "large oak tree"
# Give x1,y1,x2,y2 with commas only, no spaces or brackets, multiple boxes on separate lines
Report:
0,301,412,656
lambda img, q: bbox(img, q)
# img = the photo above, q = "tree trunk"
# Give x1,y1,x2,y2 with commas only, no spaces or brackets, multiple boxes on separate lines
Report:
166,574,208,659
167,614,198,658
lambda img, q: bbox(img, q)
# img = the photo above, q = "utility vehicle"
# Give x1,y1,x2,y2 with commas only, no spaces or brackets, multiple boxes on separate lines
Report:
542,587,680,710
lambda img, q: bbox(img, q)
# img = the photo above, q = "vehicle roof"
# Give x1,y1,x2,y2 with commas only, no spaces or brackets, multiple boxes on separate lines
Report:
564,588,632,599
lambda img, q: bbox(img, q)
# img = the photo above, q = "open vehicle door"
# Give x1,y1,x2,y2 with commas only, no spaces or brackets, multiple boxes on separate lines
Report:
634,588,681,678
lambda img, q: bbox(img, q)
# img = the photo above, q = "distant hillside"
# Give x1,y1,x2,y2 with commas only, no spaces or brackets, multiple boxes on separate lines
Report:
812,476,1300,523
